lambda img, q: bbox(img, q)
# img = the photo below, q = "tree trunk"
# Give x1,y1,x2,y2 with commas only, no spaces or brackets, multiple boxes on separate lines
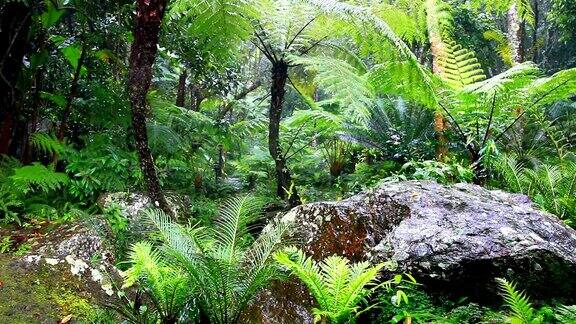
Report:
269,61,300,206
531,0,539,62
507,3,525,63
0,2,32,156
175,70,187,107
189,83,204,111
128,0,173,216
57,46,87,141
214,144,224,181
425,0,449,162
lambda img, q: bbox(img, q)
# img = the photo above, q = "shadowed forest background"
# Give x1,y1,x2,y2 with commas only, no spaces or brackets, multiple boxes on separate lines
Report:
1,0,576,323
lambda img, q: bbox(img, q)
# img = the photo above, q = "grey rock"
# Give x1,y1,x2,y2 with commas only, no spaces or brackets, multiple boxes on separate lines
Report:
18,218,121,298
254,181,576,323
98,192,190,220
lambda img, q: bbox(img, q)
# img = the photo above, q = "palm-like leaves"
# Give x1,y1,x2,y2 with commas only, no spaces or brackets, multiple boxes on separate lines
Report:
495,156,576,221
123,195,288,324
123,242,192,323
340,99,435,162
170,0,256,61
275,247,384,323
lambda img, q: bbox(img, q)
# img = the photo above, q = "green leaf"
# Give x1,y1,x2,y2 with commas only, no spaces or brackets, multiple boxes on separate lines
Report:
40,91,66,107
40,1,64,28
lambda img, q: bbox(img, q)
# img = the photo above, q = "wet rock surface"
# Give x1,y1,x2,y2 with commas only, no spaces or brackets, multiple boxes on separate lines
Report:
16,218,121,299
251,181,576,323
1,218,124,323
98,191,190,221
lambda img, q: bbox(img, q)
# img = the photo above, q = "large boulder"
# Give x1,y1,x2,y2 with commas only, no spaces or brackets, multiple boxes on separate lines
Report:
1,218,125,323
16,218,122,298
249,181,576,322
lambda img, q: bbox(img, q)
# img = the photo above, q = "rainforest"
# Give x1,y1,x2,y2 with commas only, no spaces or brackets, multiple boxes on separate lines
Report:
1,0,576,323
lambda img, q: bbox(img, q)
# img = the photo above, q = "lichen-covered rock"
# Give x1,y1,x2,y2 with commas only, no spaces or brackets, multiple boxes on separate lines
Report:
98,192,190,220
253,181,576,323
17,218,121,299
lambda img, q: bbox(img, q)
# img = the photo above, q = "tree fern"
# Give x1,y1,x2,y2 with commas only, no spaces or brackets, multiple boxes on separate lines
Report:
126,195,289,324
275,246,384,323
496,277,543,324
170,0,256,61
471,0,534,25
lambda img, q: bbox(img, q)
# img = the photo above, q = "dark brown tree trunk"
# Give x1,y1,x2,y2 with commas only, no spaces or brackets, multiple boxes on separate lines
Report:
57,46,87,141
0,2,32,156
21,67,43,164
214,144,224,181
269,61,300,207
128,0,173,216
175,70,187,107
189,83,204,111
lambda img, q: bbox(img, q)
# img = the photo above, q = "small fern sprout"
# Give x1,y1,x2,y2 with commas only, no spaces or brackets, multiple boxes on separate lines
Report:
496,277,543,324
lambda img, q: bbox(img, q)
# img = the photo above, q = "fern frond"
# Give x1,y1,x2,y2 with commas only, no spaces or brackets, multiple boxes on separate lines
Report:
483,29,513,66
304,0,439,108
464,61,540,97
439,40,486,88
170,0,256,61
274,247,330,310
526,67,576,109
294,55,374,122
30,133,75,156
496,155,526,194
9,163,68,194
496,277,536,323
555,305,576,323
213,195,262,262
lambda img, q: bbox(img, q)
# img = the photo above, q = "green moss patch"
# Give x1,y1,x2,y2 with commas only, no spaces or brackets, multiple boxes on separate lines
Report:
0,255,111,323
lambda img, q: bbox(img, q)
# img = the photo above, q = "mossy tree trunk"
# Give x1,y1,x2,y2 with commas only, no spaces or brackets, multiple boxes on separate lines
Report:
128,0,173,216
507,3,525,64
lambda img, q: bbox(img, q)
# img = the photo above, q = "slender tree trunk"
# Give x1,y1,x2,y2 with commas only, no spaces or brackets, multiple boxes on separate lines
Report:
0,2,32,156
425,0,449,162
57,46,87,141
214,144,224,181
531,0,539,62
21,68,43,164
507,3,525,64
189,83,204,111
128,0,173,216
269,61,300,206
175,70,187,107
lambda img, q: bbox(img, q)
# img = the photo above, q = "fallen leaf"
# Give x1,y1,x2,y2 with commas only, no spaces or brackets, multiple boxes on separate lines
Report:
59,314,73,323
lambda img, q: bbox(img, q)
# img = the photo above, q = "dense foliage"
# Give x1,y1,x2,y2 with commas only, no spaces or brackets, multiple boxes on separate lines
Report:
1,0,575,322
